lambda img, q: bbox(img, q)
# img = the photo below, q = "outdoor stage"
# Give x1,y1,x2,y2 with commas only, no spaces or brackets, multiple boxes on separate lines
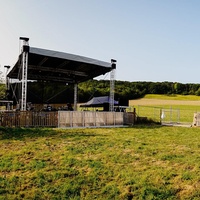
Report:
3,38,130,128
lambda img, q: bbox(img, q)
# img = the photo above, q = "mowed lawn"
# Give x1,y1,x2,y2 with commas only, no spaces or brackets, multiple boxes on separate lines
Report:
129,94,200,124
1,126,200,199
129,94,200,106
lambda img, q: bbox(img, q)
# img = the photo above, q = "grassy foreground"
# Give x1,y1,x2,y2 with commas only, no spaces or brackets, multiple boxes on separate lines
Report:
1,126,200,199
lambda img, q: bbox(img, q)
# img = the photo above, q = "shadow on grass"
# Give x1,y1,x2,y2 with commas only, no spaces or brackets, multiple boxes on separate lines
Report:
0,127,98,140
0,124,163,140
132,117,162,129
126,124,163,129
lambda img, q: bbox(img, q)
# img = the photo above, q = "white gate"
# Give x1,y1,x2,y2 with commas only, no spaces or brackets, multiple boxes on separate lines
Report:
58,111,124,128
161,108,180,125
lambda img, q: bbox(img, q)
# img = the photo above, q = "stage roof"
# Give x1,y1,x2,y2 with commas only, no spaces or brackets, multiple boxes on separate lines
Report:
7,46,113,83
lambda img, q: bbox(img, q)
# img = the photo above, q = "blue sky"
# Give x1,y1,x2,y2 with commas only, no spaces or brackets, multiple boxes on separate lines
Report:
1,0,200,83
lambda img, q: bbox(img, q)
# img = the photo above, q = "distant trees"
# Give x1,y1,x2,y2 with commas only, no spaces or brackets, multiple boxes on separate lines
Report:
2,80,200,106
78,80,200,105
0,84,6,99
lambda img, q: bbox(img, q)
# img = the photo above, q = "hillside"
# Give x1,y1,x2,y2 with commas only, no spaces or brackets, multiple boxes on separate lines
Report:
129,94,200,106
143,94,200,101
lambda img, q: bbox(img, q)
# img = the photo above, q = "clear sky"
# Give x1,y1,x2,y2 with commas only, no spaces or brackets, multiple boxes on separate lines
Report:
1,0,200,83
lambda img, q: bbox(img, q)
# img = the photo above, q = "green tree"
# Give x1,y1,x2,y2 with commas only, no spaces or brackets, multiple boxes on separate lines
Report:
0,84,6,99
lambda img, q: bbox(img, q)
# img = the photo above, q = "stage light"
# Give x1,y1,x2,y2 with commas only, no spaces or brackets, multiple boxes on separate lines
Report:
111,59,117,63
19,37,29,42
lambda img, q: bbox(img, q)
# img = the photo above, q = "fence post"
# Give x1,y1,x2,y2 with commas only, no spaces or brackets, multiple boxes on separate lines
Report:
138,105,140,116
170,107,172,123
133,108,136,124
177,109,180,124
70,112,73,127
160,109,162,124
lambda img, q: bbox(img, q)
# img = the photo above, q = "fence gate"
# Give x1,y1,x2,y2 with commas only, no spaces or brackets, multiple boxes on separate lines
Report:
137,105,161,123
161,108,180,125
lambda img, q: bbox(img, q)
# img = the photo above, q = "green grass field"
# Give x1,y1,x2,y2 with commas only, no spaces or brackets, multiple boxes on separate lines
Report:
143,94,200,101
129,95,200,124
1,126,200,199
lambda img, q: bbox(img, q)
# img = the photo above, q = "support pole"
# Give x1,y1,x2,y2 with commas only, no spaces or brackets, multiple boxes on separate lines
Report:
20,37,29,111
109,59,117,112
74,83,78,111
21,51,28,111
4,65,10,91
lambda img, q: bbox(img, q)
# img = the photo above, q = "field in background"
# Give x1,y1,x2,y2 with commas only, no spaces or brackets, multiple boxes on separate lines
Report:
1,126,200,199
129,94,200,105
142,94,200,101
129,95,200,125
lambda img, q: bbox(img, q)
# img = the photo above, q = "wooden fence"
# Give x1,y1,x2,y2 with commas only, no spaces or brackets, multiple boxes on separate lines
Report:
0,111,58,127
0,111,135,128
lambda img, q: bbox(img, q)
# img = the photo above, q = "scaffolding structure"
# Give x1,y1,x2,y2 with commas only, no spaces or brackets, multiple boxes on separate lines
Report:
20,37,29,111
109,59,117,112
7,38,116,114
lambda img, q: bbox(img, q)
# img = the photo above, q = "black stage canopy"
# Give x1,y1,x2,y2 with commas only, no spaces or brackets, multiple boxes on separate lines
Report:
80,96,119,107
7,46,112,83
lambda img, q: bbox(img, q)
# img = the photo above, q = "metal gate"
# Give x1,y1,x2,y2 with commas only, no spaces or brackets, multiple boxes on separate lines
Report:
161,108,180,125
136,106,193,126
161,108,193,126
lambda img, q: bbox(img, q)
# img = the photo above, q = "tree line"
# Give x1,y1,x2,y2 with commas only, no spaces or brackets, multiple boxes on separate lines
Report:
3,80,200,106
79,80,200,105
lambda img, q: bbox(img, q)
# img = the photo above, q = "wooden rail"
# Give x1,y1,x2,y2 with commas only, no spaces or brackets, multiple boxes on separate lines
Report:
0,111,58,127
